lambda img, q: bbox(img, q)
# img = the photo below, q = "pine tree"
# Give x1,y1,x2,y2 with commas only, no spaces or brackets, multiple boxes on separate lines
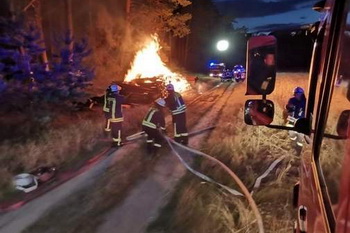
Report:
0,16,94,112
0,16,46,110
48,33,94,104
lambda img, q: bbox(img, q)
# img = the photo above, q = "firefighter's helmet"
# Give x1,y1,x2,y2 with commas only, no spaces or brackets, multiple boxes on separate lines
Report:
166,84,175,91
155,98,166,107
247,101,254,107
110,84,121,93
294,87,304,94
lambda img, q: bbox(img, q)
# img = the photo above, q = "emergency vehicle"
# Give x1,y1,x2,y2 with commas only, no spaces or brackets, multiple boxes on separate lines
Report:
244,0,350,232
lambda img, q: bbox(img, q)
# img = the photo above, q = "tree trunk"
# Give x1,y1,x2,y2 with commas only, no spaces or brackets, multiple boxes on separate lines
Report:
169,35,173,62
88,0,95,48
33,0,49,70
64,0,74,52
124,0,132,50
184,35,189,67
8,0,16,19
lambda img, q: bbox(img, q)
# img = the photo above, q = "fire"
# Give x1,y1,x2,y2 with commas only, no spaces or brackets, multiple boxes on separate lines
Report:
124,35,190,93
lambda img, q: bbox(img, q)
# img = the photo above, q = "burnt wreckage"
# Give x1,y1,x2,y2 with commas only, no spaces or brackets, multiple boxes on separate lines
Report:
75,77,167,110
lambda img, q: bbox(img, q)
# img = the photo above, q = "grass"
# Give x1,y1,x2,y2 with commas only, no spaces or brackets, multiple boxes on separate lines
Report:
147,73,312,233
4,72,346,232
148,72,350,233
21,77,223,233
23,145,155,233
0,104,149,200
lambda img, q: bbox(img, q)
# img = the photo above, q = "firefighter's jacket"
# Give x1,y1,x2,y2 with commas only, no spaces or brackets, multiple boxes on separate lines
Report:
103,89,113,113
165,92,186,115
104,92,125,122
286,97,306,119
142,107,166,130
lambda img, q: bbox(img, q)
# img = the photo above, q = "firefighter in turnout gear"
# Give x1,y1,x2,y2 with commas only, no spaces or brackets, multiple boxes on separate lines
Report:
104,84,125,147
103,85,113,134
165,84,188,145
142,98,166,155
285,87,306,147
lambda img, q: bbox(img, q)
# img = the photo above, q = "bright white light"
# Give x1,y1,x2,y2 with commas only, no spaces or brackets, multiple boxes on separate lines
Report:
217,40,229,51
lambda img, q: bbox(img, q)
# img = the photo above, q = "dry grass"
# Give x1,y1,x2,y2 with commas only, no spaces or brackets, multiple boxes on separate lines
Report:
148,73,311,233
22,78,220,233
0,105,149,199
148,72,350,233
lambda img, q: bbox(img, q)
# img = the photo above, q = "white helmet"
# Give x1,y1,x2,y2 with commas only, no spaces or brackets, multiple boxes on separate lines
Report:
155,98,166,107
13,173,38,193
110,84,121,93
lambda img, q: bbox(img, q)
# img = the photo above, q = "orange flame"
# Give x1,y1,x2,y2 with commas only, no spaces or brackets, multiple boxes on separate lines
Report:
124,35,190,93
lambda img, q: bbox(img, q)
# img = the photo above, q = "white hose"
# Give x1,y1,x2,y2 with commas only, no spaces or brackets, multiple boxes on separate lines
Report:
165,136,265,233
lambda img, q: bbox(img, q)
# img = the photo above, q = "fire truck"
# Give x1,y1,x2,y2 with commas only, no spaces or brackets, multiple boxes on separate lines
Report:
209,63,226,78
244,0,350,232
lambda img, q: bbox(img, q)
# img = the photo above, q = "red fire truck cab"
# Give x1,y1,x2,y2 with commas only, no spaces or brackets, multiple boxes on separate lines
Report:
245,0,350,232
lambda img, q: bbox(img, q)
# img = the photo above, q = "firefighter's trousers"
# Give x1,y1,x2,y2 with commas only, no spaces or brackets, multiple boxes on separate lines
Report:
172,112,188,145
142,126,163,153
104,112,111,132
111,118,123,146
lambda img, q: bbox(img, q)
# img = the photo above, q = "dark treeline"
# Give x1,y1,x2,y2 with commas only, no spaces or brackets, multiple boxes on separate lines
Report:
1,0,316,86
271,27,314,71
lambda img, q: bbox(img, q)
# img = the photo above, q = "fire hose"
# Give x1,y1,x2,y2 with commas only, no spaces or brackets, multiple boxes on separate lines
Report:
163,136,265,233
126,126,217,142
126,126,266,232
251,156,285,195
164,136,243,197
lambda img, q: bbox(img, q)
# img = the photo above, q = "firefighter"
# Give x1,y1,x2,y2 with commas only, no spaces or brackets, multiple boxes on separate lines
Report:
104,84,125,147
103,85,113,135
165,84,188,145
285,87,306,147
142,98,166,155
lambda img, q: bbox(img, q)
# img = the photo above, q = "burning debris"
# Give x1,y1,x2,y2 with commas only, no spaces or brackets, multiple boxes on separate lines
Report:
75,36,191,108
124,35,190,93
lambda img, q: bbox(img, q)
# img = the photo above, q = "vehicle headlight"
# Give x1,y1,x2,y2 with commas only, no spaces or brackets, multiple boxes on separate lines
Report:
219,73,223,77
209,73,214,77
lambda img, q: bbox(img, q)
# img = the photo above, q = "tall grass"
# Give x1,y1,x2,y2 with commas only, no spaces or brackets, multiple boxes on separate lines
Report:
0,105,149,199
148,72,350,233
148,73,310,233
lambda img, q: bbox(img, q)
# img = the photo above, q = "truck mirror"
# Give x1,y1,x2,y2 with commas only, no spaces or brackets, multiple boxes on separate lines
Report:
244,99,274,125
246,36,277,95
336,110,350,138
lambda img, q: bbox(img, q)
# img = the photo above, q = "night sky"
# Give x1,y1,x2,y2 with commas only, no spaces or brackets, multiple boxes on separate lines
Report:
213,0,321,32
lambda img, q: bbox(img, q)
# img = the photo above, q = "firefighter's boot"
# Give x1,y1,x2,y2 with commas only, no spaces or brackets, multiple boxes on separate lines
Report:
181,136,188,146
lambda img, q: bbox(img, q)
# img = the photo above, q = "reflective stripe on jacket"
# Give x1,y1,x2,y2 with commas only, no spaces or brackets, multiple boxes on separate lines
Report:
103,90,114,113
106,93,125,120
165,92,186,115
142,108,165,130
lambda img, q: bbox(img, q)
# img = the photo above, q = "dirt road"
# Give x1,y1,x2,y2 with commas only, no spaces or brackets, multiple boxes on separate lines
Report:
0,143,143,233
0,80,234,233
96,83,236,233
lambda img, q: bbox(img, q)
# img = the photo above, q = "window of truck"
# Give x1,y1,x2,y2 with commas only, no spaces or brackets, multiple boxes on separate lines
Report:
319,6,350,209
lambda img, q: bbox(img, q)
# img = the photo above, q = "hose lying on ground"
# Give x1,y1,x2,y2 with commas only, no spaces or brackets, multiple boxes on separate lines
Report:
251,156,286,195
164,136,265,233
164,136,243,196
126,126,216,142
